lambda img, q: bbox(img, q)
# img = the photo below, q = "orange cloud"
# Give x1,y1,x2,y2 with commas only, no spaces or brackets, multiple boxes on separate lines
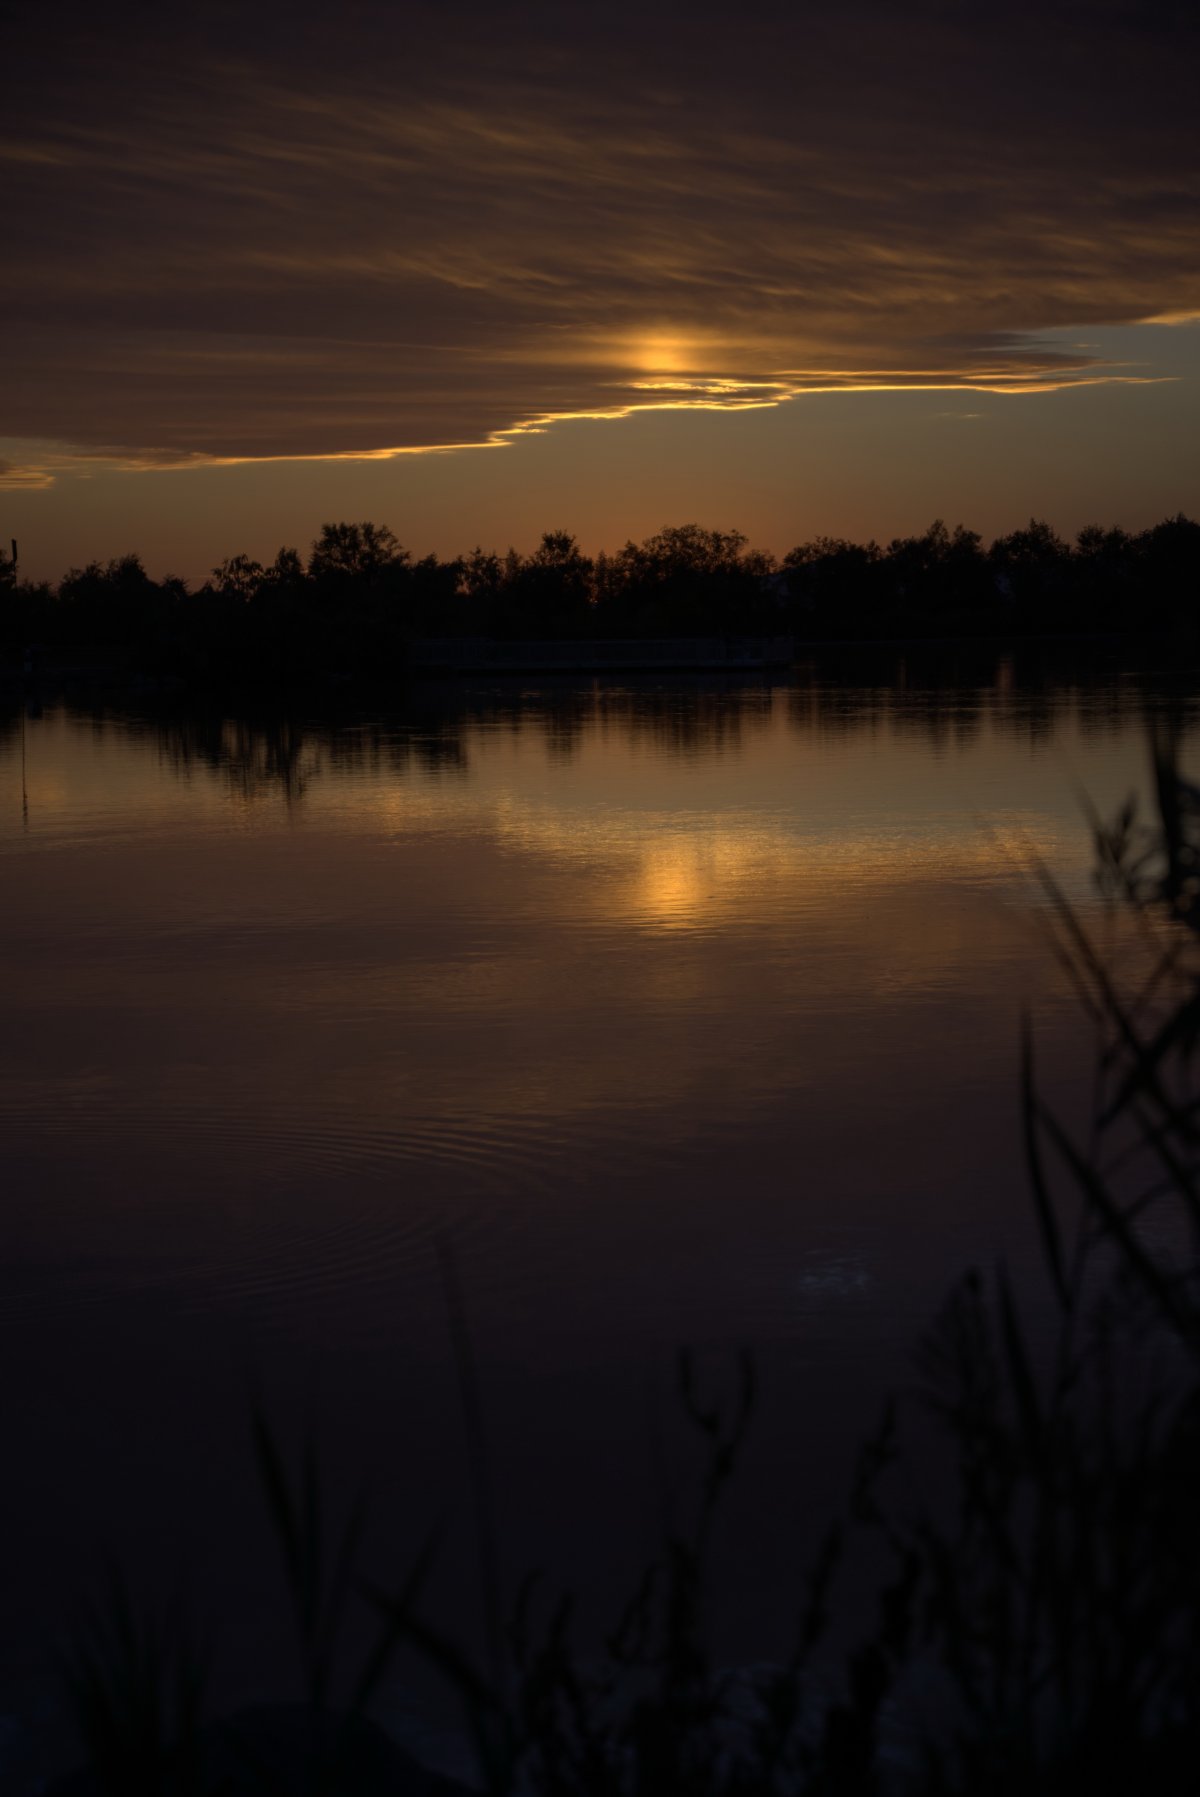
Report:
3,1,1198,482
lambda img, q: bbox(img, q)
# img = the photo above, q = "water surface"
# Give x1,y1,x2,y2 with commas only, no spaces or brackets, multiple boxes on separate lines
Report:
1,653,1195,1764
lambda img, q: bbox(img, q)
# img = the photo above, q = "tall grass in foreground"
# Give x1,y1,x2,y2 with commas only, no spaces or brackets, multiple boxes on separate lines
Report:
58,720,1200,1793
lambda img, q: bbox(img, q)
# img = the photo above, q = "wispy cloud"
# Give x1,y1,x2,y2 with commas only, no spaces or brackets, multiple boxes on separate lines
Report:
3,0,1197,481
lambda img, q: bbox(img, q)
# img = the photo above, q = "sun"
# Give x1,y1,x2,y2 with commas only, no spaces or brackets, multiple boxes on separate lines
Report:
630,332,693,375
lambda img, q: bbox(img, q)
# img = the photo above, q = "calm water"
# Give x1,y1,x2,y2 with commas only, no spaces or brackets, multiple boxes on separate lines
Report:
1,654,1197,1767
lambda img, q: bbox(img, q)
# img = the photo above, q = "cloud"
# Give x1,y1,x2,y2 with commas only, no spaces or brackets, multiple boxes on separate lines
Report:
0,458,57,491
3,1,1198,474
0,442,226,491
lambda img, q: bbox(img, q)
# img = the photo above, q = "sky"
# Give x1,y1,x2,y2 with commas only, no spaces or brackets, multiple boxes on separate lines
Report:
4,0,1199,582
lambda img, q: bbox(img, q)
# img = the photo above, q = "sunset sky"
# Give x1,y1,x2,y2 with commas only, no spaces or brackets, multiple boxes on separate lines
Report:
5,0,1198,582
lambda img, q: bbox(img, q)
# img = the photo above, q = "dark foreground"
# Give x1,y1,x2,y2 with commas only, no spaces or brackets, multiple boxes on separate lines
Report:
12,709,1200,1795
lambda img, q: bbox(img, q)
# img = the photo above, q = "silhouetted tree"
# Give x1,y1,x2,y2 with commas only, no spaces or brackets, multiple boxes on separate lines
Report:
307,521,406,582
211,555,266,603
1135,514,1200,633
989,518,1070,624
509,530,595,635
407,552,465,634
1072,525,1135,629
783,537,883,635
57,554,175,650
604,524,775,635
297,523,414,672
878,520,991,627
263,547,305,593
12,511,1200,676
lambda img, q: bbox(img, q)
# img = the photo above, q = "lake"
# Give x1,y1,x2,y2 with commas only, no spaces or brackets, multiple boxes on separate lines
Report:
1,647,1196,1778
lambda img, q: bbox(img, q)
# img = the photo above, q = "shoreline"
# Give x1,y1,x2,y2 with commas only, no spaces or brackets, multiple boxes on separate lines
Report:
0,628,1185,696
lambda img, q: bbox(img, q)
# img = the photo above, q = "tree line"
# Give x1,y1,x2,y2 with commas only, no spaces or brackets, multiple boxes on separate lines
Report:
2,514,1198,679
